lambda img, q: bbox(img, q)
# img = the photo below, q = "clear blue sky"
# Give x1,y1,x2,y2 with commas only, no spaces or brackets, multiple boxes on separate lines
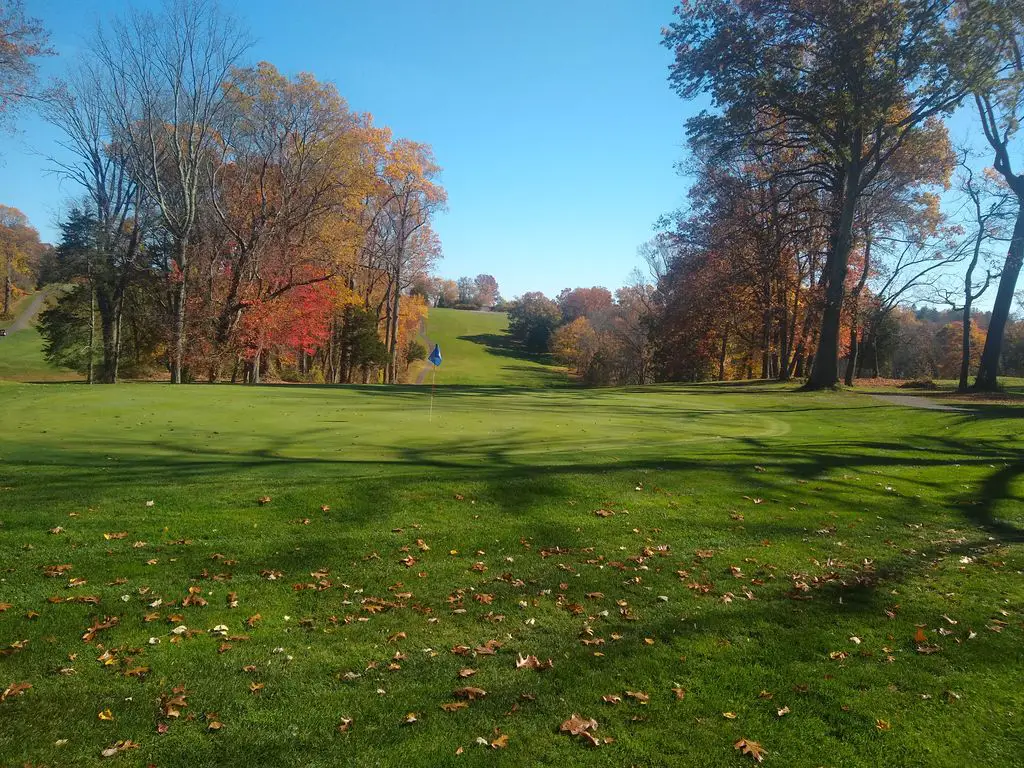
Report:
1,0,691,300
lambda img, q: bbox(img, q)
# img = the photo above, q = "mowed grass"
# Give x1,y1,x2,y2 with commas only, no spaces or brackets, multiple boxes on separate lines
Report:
0,289,80,384
415,308,568,386
0,326,79,383
0,377,1022,767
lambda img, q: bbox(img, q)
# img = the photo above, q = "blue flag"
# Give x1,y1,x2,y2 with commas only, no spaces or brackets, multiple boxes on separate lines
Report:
428,344,442,367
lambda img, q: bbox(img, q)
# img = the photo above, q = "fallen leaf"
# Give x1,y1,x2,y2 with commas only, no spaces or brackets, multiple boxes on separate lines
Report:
672,687,686,700
491,733,509,749
560,713,599,736
602,694,622,704
776,706,790,717
1,682,32,702
100,740,139,759
98,708,114,721
515,653,553,671
722,711,738,719
441,701,469,712
454,687,487,700
625,691,649,704
734,738,767,763
876,719,891,731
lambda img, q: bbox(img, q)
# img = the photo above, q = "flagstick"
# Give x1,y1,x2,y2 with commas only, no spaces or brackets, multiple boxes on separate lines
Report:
429,366,436,422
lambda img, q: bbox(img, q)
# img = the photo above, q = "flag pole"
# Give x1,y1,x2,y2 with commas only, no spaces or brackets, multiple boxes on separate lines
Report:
429,366,435,422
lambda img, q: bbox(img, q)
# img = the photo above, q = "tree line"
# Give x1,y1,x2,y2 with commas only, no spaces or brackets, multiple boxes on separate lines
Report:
5,0,446,385
654,0,1024,391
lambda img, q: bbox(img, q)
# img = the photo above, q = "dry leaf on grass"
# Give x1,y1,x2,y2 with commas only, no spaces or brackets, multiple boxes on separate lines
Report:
454,687,487,700
734,739,767,763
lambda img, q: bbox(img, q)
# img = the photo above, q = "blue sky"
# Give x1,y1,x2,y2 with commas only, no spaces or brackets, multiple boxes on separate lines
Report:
1,0,692,300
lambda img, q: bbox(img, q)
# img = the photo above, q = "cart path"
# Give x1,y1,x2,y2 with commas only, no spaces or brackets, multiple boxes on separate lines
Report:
868,393,970,412
6,289,49,332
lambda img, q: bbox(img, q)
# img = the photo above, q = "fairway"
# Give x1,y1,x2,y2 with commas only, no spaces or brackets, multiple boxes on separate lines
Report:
413,308,568,386
1,376,1022,767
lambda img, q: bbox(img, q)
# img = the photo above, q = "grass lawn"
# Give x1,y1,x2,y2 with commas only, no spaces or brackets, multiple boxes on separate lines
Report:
0,326,81,383
0,317,1022,767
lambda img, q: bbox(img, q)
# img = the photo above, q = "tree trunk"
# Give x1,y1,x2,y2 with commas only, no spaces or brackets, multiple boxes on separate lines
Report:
112,296,123,384
807,157,862,390
959,300,973,393
388,270,402,385
844,232,871,387
88,280,96,385
170,238,188,384
718,331,728,381
973,203,1024,391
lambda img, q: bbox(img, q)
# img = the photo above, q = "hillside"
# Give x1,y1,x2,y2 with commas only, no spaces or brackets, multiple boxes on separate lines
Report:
0,290,79,383
412,307,568,386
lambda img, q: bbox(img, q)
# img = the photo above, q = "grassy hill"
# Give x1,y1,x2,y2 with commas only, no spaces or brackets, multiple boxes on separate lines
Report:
0,290,80,383
411,308,568,386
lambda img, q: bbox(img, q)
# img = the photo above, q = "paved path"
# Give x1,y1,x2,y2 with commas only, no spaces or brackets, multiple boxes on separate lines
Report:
868,393,970,412
5,289,48,332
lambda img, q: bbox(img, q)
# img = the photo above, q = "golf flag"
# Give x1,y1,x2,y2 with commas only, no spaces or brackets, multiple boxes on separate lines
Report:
428,343,442,367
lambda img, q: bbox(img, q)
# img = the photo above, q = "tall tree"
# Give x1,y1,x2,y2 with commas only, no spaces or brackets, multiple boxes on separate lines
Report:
473,274,499,307
40,64,147,382
204,62,368,375
378,140,445,383
933,161,1012,390
664,0,997,389
92,0,251,383
969,0,1024,389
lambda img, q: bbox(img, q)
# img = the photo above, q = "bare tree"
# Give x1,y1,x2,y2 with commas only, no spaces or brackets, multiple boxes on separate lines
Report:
92,0,250,382
40,63,147,382
932,158,1013,390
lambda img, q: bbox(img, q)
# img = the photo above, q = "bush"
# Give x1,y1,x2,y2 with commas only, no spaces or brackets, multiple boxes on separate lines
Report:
406,340,427,363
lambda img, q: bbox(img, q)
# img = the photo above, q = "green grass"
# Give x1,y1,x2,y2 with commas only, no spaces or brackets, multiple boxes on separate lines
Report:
414,308,568,386
0,378,1021,767
0,288,80,383
0,326,79,382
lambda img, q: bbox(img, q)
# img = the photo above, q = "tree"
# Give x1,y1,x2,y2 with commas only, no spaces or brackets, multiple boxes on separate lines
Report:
0,204,43,316
968,1,1024,389
202,62,369,377
933,161,1013,390
377,140,446,383
508,292,561,352
473,274,499,307
40,62,148,383
664,0,998,389
456,276,477,306
92,0,251,383
0,0,52,131
556,286,613,323
550,316,599,375
436,278,459,307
